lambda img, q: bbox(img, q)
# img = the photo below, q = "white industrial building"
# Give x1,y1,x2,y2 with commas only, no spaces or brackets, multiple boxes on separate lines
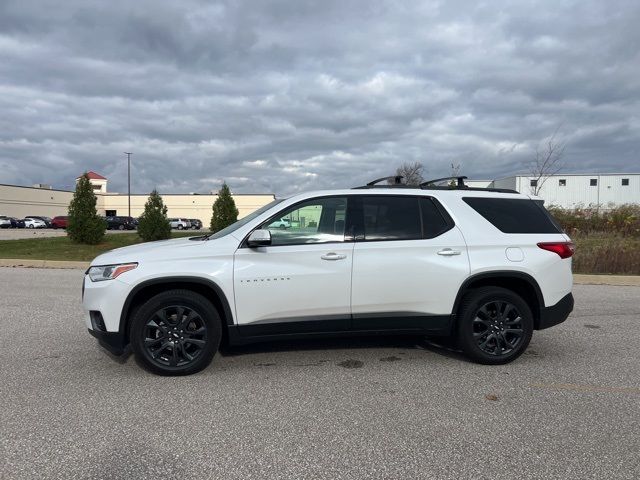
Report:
490,173,640,209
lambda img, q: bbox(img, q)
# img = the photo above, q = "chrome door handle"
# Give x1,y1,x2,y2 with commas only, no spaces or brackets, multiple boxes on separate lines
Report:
437,248,461,256
321,252,347,260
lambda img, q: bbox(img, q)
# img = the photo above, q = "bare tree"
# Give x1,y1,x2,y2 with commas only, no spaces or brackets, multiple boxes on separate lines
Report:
529,130,566,195
389,162,425,186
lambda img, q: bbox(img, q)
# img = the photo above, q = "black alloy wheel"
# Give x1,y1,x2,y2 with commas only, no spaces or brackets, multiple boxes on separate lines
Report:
457,287,533,365
130,289,221,375
143,305,208,368
472,301,524,356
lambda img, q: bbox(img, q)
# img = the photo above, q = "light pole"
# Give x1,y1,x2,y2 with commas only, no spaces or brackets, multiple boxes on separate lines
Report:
124,152,132,217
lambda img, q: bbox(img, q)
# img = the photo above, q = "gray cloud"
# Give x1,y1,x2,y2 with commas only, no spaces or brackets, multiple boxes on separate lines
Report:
0,0,638,196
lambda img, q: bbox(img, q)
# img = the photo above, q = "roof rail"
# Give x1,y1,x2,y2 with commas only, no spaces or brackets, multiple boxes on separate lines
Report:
354,174,519,193
420,176,468,188
367,175,404,186
352,175,407,189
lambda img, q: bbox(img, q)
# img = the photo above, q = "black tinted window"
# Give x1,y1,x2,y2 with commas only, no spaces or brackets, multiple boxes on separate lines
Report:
420,198,452,238
463,198,561,234
363,196,421,241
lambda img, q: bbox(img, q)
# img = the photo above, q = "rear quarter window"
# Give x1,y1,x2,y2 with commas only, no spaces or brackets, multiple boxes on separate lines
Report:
463,197,561,234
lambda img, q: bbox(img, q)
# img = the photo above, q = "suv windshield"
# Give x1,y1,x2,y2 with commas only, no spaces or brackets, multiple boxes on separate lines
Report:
204,198,284,240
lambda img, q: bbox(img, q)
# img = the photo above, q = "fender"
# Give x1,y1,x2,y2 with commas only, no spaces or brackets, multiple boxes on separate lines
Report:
451,270,545,326
118,276,235,335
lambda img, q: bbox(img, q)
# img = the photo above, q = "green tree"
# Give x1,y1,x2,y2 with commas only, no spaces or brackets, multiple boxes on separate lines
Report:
67,173,106,244
210,183,239,232
137,189,171,241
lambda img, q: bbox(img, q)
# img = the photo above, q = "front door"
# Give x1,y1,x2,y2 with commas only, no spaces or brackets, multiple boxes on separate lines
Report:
233,196,353,336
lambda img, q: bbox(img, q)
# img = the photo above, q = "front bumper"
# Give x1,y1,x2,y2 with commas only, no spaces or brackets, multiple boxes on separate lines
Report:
83,274,131,355
537,292,574,330
88,328,127,355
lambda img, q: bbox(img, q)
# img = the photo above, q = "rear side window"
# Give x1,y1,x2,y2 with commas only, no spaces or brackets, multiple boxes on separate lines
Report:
463,198,561,234
362,196,421,241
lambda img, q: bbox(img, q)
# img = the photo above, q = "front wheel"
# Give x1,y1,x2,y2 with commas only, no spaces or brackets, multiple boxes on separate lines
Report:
130,289,221,375
456,287,533,365
177,225,183,230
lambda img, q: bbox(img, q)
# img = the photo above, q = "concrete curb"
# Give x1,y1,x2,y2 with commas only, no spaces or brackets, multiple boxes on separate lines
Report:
0,259,90,270
0,259,638,285
572,274,640,286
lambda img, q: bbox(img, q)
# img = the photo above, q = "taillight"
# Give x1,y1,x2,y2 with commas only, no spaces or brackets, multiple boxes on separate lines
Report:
537,242,575,259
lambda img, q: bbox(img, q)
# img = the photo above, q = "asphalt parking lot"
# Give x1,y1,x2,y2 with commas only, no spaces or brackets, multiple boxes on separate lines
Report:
1,267,639,479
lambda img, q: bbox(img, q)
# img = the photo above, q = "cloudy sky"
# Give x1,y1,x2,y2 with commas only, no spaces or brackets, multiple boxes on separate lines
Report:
0,0,638,196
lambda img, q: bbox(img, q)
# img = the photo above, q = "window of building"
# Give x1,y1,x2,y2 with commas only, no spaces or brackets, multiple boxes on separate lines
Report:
530,179,538,187
622,178,629,186
559,179,566,186
590,178,598,186
362,196,421,241
261,197,347,246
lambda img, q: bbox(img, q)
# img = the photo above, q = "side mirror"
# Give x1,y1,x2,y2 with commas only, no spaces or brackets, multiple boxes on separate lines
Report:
247,229,272,247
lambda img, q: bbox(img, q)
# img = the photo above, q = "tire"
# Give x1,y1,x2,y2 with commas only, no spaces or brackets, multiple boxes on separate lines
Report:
456,287,533,365
177,225,183,230
118,224,125,230
129,289,222,376
28,225,34,229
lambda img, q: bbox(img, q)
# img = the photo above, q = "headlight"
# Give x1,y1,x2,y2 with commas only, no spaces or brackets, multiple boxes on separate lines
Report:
87,263,138,282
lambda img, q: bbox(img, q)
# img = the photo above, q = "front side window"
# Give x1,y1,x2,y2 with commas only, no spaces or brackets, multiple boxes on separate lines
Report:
260,197,347,246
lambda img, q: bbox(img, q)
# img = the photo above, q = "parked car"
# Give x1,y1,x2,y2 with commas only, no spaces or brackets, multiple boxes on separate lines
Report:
188,219,203,230
105,216,136,230
9,217,25,228
24,217,47,229
0,216,11,228
51,216,68,229
268,217,291,229
169,218,191,230
25,216,52,228
83,175,575,376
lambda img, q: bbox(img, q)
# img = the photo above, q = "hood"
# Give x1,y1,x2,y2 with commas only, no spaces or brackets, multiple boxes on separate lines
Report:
91,236,208,266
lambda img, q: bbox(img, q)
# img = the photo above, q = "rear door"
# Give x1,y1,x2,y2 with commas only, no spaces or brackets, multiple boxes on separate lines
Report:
350,195,469,332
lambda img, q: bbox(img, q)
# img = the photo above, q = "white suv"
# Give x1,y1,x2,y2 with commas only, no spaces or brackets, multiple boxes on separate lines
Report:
268,217,291,229
168,218,191,230
83,176,574,375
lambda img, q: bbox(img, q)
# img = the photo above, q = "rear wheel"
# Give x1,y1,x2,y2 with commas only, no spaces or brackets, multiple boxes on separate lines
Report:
456,287,533,365
177,225,183,230
130,290,222,375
